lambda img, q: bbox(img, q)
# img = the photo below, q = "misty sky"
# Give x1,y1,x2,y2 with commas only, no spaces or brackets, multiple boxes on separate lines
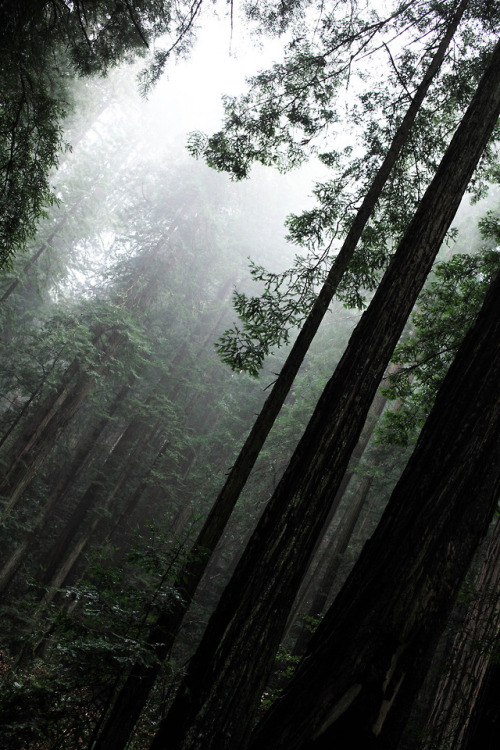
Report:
142,11,284,141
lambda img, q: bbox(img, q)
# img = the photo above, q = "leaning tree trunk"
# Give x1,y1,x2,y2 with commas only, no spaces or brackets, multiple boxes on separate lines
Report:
248,244,500,750
461,661,500,749
91,13,470,749
0,381,131,597
0,271,159,518
282,374,392,644
290,466,376,659
38,412,159,588
35,295,230,602
419,516,500,750
0,364,102,518
148,38,500,750
20,417,164,665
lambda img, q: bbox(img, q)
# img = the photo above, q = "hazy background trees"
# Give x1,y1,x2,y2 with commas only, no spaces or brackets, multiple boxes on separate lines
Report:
1,1,500,748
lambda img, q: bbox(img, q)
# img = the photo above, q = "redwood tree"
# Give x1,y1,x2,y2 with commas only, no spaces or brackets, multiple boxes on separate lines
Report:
91,9,475,747
248,236,500,750
149,35,500,750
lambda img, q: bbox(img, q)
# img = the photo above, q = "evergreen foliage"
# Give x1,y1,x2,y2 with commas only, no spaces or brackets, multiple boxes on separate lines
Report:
0,526,184,749
380,210,500,446
198,1,500,373
0,0,204,267
1,1,500,748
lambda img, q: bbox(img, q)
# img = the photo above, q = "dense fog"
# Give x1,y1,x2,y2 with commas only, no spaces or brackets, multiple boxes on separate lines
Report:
1,2,500,748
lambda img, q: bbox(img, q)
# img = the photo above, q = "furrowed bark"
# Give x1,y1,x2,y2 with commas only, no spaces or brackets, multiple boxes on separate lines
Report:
282,380,390,645
420,516,500,750
290,468,375,659
250,248,500,750
182,0,469,584
91,11,470,748
151,33,500,750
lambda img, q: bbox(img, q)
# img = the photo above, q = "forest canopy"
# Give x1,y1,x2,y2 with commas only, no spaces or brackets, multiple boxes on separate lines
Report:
0,1,500,749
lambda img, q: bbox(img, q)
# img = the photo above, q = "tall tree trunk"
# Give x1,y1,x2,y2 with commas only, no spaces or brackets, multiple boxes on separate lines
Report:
290,468,375,658
0,382,131,597
0,271,159,517
21,423,164,669
0,364,99,518
0,381,45,452
281,381,391,645
149,38,500,750
461,661,500,750
36,315,222,602
39,409,161,587
173,0,468,597
91,15,470,749
419,516,500,750
249,255,500,750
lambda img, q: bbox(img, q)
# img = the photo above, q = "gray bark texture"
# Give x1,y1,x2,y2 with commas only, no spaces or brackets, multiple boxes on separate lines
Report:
150,34,500,750
91,11,471,749
249,244,500,750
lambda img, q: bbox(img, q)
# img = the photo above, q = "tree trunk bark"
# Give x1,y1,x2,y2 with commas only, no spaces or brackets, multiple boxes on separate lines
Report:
149,38,500,750
284,373,393,642
461,661,500,750
291,469,374,658
249,245,500,750
419,516,500,750
173,0,469,598
0,270,159,517
91,10,473,748
0,382,131,597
